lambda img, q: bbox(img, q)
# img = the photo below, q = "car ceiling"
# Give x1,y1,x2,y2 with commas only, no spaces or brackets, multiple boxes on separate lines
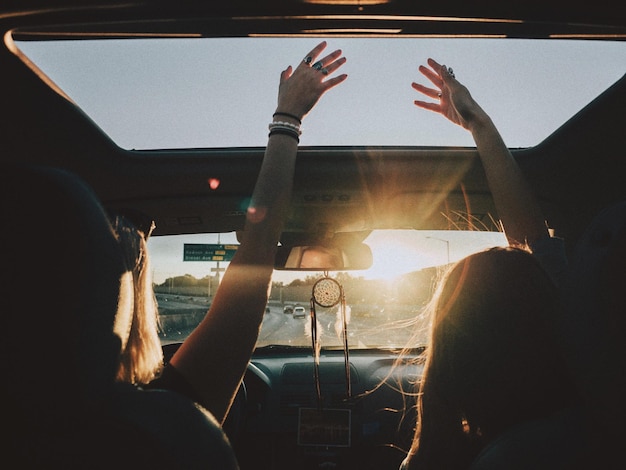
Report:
2,1,625,255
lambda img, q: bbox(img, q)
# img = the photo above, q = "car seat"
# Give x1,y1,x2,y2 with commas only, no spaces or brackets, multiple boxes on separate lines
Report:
2,164,239,469
469,201,626,469
559,200,626,468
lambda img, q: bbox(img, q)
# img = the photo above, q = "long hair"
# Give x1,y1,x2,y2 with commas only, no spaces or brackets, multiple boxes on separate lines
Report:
405,246,578,469
112,214,164,385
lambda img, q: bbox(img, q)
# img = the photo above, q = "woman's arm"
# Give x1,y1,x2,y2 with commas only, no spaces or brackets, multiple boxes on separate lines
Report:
168,41,347,423
412,58,548,246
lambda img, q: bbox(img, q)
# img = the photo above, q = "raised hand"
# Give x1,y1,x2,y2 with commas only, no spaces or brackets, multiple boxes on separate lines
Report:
411,57,549,246
276,41,348,120
411,58,484,131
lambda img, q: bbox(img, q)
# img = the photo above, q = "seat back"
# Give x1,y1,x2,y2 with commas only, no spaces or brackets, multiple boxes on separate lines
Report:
469,202,626,470
4,164,123,415
3,164,238,469
469,407,588,470
559,200,626,466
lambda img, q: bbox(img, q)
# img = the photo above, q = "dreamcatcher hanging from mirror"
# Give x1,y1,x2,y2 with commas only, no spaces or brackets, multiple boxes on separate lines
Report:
310,271,351,409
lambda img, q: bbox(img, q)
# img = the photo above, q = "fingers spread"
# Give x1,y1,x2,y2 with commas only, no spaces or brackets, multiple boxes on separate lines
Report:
411,81,440,100
276,43,347,119
296,42,347,84
303,47,347,83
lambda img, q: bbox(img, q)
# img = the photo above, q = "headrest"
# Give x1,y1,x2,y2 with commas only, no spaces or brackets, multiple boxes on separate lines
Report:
3,164,126,417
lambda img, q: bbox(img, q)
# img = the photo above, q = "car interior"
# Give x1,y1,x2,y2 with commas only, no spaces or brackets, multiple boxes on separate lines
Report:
3,1,625,469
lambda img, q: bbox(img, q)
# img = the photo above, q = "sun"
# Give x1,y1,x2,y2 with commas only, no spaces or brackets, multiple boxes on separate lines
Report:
360,230,434,281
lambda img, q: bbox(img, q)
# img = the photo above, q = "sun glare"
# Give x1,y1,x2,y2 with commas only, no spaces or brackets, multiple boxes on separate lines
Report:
360,229,508,281
361,230,438,281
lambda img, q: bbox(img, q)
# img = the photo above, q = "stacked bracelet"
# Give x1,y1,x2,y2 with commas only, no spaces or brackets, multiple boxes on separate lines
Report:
268,120,301,142
269,128,300,143
269,120,301,135
272,112,302,125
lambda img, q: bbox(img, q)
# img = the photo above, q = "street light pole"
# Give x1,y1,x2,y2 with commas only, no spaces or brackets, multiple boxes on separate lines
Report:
426,236,450,265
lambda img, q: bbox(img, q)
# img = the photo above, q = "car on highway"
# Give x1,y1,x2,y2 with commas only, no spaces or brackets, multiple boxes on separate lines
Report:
292,306,307,319
5,1,624,469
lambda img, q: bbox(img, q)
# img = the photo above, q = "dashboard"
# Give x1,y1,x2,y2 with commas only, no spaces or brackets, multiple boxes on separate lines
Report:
228,349,422,470
164,345,423,470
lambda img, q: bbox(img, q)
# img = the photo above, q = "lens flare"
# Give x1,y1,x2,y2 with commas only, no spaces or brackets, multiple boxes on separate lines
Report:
208,178,220,190
247,206,267,223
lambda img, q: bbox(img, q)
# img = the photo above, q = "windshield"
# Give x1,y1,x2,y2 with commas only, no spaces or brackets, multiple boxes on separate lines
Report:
149,229,507,349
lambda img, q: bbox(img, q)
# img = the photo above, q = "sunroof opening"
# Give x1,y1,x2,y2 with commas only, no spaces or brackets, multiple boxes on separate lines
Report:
14,36,625,150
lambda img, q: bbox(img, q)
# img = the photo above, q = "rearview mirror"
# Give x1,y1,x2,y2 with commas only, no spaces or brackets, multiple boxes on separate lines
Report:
274,243,373,271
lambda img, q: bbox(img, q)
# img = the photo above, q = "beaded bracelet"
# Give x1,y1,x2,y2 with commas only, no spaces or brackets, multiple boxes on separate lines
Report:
269,128,300,143
268,120,302,135
272,112,302,125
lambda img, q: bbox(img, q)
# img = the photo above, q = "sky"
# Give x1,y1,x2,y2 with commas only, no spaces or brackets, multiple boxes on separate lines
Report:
16,37,625,150
14,36,625,284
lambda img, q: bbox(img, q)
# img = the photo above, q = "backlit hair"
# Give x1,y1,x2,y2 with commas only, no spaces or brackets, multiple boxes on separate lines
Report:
113,215,163,385
404,246,577,469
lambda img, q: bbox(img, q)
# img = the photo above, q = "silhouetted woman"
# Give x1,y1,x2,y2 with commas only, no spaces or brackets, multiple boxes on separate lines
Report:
401,59,583,469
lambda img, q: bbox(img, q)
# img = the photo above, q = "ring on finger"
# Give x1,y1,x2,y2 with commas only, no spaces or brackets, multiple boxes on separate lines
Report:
303,56,313,65
437,92,442,98
447,66,455,78
312,61,324,71
321,67,329,75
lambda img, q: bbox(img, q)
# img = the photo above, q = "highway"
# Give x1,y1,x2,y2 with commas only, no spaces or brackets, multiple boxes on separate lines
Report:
155,293,424,349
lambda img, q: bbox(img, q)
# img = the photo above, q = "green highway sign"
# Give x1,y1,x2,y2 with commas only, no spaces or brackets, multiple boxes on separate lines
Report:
183,243,239,262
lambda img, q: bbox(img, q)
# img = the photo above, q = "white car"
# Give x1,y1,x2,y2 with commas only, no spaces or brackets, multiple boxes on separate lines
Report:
292,306,306,319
